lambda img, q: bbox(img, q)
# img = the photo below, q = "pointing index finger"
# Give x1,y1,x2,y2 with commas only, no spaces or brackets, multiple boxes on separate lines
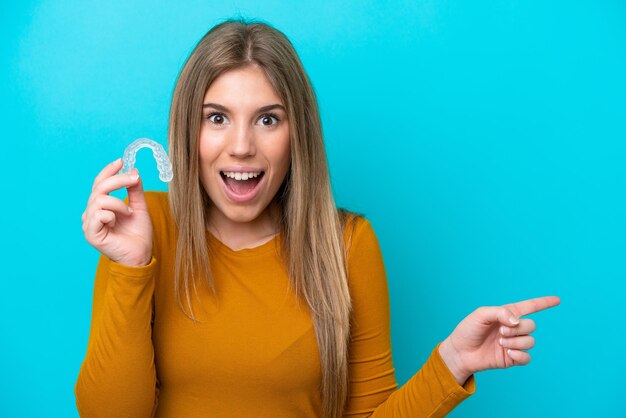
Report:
507,296,561,317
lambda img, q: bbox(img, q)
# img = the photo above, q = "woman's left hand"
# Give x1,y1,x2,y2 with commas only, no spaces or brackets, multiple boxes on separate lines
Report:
438,296,561,385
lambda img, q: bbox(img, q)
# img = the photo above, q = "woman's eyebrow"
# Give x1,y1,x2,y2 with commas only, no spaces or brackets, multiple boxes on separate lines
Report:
202,103,285,113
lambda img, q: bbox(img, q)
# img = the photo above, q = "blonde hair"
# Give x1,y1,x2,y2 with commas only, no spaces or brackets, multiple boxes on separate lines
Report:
168,19,358,417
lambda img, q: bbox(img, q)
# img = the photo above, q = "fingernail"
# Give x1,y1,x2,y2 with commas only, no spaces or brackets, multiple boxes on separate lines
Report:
128,207,133,214
499,338,504,346
507,349,512,356
500,326,508,336
131,169,139,181
510,316,520,325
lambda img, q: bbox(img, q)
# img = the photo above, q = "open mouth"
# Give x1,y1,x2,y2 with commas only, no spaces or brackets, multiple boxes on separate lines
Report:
220,171,265,196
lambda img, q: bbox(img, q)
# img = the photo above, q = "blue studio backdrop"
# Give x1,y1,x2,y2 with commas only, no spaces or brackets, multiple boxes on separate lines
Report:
1,1,624,417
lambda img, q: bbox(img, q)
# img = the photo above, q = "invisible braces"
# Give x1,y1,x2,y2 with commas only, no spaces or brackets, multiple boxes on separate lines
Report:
121,138,173,182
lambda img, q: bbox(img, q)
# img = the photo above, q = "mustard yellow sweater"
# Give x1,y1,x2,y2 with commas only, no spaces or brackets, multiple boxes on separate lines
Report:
75,192,474,417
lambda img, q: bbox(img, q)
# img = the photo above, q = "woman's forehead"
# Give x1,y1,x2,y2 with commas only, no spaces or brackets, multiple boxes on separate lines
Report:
203,66,284,110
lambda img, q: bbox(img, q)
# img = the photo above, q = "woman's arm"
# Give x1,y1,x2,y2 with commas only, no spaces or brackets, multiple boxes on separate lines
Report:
74,255,158,418
342,218,559,417
76,161,157,417
343,218,474,417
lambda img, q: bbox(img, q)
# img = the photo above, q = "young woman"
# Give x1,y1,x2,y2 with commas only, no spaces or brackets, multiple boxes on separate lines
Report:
76,20,559,417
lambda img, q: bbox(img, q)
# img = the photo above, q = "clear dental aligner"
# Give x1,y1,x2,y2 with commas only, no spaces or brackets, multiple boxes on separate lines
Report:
121,138,173,183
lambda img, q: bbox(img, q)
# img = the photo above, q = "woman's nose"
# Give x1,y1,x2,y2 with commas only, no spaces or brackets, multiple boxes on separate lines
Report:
227,124,256,158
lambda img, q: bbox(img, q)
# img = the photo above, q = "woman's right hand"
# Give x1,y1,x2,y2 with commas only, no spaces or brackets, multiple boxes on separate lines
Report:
81,158,153,266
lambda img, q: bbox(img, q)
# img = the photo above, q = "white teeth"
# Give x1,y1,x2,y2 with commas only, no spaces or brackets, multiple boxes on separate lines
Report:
221,171,262,180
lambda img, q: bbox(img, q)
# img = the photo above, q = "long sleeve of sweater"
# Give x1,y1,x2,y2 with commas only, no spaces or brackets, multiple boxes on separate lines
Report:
75,255,158,418
343,219,475,417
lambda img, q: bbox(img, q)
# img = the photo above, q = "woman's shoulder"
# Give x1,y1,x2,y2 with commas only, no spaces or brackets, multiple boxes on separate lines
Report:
338,208,378,256
339,209,388,294
123,190,170,219
142,191,177,252
142,191,176,234
143,191,171,218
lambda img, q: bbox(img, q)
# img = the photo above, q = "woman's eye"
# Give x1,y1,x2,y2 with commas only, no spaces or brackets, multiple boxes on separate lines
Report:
258,114,279,126
207,113,228,125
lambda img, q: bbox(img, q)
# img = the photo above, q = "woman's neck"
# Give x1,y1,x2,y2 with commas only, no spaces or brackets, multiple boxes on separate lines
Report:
206,203,281,251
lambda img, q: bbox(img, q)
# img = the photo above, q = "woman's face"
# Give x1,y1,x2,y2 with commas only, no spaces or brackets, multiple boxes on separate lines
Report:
198,65,290,230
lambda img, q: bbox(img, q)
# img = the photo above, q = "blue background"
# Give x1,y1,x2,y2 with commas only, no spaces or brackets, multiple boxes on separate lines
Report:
2,1,624,417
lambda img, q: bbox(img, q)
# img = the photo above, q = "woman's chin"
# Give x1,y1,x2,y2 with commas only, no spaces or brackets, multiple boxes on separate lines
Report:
216,203,268,225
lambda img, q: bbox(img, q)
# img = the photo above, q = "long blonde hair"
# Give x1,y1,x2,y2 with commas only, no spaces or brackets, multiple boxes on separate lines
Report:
168,19,357,417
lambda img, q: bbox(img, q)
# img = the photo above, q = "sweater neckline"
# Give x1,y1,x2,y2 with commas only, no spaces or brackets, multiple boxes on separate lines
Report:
207,231,281,257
